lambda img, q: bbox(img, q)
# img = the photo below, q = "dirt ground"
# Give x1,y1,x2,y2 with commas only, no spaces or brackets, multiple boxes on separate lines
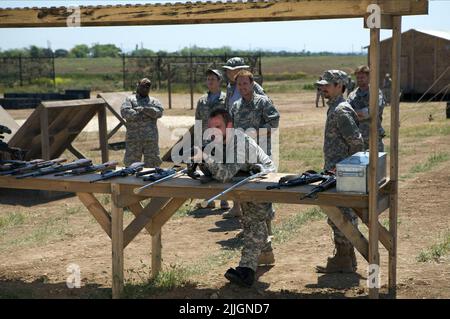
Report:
1,92,449,299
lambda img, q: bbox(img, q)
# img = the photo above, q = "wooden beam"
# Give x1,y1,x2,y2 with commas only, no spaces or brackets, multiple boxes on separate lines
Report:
111,183,124,299
152,230,162,279
123,197,171,248
77,192,112,238
320,206,369,261
97,105,109,163
389,15,402,298
67,144,87,159
0,0,428,28
150,198,186,235
368,27,381,299
39,105,50,161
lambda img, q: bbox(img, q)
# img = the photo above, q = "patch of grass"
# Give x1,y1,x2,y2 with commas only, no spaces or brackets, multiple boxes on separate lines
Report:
0,212,25,229
417,231,450,263
410,152,450,174
123,263,192,298
173,202,193,219
65,206,82,215
273,207,326,244
380,218,402,231
401,123,450,138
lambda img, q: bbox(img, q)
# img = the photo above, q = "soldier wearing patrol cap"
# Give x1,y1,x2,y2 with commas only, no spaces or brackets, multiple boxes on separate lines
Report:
222,57,269,218
222,57,266,109
315,70,364,274
121,77,164,168
347,65,386,152
194,68,229,209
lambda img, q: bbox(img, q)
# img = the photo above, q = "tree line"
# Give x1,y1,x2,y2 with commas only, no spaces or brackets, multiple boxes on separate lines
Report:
0,44,365,58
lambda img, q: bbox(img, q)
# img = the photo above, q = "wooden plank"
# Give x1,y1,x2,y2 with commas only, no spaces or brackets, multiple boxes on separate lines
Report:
0,1,428,28
368,27,381,299
106,122,124,140
97,106,109,163
123,197,171,248
77,192,111,238
39,105,50,161
151,230,162,279
111,183,124,299
320,206,369,261
67,144,87,159
389,15,402,298
151,198,186,235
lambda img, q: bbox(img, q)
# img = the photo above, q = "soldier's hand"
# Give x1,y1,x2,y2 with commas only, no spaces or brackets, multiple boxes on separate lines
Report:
190,146,205,162
135,106,144,113
250,164,265,174
279,174,301,183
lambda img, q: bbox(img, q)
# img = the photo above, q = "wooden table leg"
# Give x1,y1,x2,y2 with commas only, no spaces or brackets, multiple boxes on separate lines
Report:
111,184,124,299
151,229,162,279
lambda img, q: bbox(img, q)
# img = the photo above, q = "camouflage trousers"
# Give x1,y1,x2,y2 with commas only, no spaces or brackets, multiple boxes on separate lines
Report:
327,207,358,248
124,139,162,168
238,202,273,271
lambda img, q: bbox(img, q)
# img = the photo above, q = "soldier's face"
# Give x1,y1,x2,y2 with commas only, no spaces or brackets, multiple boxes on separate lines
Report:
137,85,150,96
236,76,254,99
206,74,220,93
208,116,233,143
226,69,239,83
321,83,342,99
356,72,369,89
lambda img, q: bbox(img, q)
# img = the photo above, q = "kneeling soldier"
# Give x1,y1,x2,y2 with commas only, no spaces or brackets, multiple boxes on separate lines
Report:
193,109,275,287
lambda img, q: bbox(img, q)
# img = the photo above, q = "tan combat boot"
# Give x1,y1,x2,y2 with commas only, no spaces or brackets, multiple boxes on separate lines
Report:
315,244,357,273
258,249,275,265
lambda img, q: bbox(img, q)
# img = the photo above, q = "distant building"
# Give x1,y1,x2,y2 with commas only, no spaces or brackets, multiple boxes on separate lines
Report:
368,29,450,99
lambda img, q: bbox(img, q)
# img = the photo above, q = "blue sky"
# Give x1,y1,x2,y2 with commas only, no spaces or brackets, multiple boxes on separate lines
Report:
0,0,449,53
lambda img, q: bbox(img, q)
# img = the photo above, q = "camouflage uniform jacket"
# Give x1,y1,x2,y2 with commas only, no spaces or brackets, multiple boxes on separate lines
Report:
228,92,280,132
324,95,364,170
225,81,266,109
194,91,226,132
120,94,164,141
347,87,385,145
200,130,275,183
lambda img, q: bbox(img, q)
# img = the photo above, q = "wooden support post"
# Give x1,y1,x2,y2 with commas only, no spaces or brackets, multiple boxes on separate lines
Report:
98,105,109,162
111,183,124,299
369,27,381,299
189,54,194,110
152,229,162,279
389,15,402,298
167,63,172,110
39,106,50,160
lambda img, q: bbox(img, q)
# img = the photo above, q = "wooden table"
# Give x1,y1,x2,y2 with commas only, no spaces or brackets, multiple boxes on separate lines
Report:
0,172,393,299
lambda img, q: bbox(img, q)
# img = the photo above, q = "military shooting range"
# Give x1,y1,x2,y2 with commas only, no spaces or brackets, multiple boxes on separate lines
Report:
0,0,449,302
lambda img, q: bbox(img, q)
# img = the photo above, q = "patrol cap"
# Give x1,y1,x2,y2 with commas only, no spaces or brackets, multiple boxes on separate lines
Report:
206,68,223,81
222,57,249,70
316,70,348,86
138,78,152,87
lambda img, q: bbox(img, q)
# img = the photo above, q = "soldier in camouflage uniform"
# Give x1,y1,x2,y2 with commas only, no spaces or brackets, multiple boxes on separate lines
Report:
222,57,268,218
194,109,276,287
382,73,392,106
121,78,164,168
222,57,266,109
346,77,356,97
315,70,364,274
194,68,228,209
347,65,386,152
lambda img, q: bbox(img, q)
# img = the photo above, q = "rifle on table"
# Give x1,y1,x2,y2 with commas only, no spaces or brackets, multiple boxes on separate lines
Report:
134,167,188,194
55,161,118,176
0,158,66,176
89,162,144,183
0,125,27,160
300,173,336,200
0,159,43,172
15,159,92,179
266,170,327,190
201,169,268,208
